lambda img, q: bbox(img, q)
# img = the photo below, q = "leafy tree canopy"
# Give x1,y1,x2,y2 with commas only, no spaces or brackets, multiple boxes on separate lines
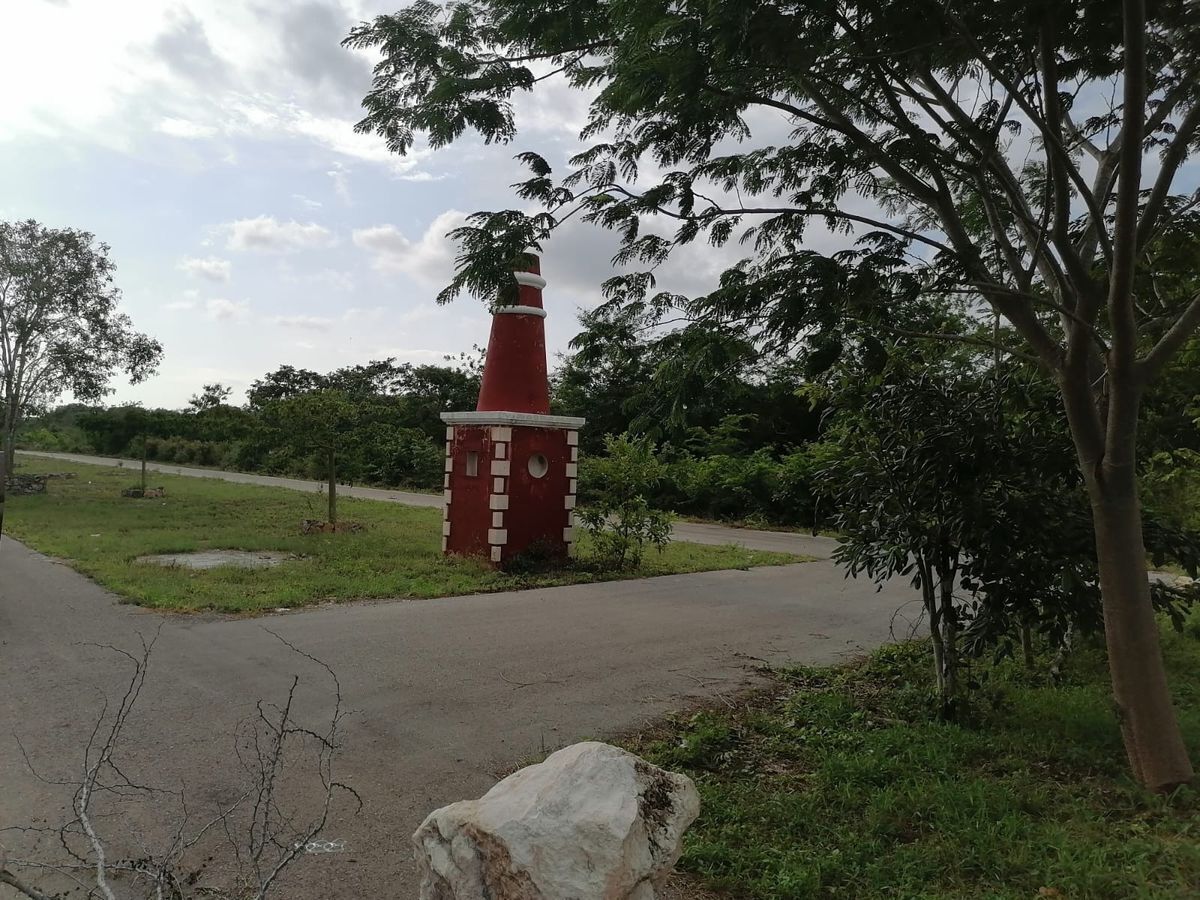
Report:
554,302,824,454
345,0,1198,368
347,0,1200,790
0,220,161,474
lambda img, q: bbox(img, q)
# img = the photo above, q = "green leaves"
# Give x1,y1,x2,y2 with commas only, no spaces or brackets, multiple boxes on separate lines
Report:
576,433,672,569
344,0,1196,388
0,219,162,445
817,358,1105,653
436,209,550,305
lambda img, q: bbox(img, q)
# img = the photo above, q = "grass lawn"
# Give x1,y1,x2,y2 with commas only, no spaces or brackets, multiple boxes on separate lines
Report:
628,624,1200,899
5,460,804,613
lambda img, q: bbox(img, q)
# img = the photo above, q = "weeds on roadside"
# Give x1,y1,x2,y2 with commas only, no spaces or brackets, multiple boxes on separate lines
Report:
629,631,1200,899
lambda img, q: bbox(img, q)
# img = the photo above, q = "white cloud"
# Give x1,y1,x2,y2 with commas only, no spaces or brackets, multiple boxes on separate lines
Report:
341,305,386,322
279,265,355,293
225,215,335,253
288,111,392,165
205,297,249,321
352,210,467,284
328,160,351,204
156,116,217,139
395,170,446,183
512,67,594,138
271,314,334,329
292,193,322,209
352,224,409,259
314,268,355,292
164,299,197,311
0,2,437,178
178,255,231,282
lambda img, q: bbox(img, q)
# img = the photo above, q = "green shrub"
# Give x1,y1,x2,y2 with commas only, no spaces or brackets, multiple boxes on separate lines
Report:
1142,449,1200,531
583,440,825,526
656,711,739,770
195,441,223,467
143,435,211,465
17,427,68,451
775,443,838,527
577,434,673,569
368,427,444,489
1186,605,1200,640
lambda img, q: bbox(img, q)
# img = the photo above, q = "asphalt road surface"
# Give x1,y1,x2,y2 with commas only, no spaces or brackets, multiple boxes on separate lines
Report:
2,452,913,897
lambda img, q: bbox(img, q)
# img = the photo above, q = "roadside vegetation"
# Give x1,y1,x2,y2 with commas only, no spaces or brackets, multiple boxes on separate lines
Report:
17,352,832,528
629,627,1200,899
5,0,1200,867
349,0,1200,791
4,460,803,613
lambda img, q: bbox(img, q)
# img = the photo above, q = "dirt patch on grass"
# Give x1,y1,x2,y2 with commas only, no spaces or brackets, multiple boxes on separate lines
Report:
135,550,293,570
659,873,728,899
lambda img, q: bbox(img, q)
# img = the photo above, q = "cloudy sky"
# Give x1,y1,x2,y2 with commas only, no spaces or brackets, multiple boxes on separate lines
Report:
12,3,1185,410
1,0,741,408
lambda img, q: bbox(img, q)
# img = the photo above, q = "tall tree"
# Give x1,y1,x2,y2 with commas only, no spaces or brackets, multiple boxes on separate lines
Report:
188,382,233,412
0,221,161,472
555,302,823,453
0,220,160,537
261,390,360,526
348,0,1200,789
246,365,327,410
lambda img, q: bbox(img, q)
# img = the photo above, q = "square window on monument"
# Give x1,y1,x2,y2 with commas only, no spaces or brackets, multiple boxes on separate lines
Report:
465,451,479,477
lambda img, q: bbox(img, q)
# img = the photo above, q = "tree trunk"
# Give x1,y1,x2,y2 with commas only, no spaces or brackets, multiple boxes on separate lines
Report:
1,394,14,480
140,436,148,493
938,570,960,718
1049,625,1074,684
1087,467,1194,791
1059,338,1194,790
0,393,12,540
923,577,945,700
1020,624,1035,671
327,449,337,527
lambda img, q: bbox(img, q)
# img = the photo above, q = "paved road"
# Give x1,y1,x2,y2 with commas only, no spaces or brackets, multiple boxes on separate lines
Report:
16,450,840,559
2,452,908,898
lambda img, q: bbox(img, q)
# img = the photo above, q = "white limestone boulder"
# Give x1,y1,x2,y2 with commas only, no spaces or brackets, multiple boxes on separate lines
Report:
413,741,701,899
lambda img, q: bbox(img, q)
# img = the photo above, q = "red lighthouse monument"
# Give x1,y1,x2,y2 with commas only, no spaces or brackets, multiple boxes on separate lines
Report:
441,254,584,565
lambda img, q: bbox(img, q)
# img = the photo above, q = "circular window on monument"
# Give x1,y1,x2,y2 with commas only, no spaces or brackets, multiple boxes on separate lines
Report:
527,453,549,479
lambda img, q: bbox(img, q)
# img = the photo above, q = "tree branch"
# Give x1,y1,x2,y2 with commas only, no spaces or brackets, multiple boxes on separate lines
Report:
1038,22,1111,292
0,868,54,900
1107,0,1148,374
859,319,1042,365
585,182,958,254
945,13,1113,270
1135,101,1200,251
1140,290,1200,381
915,71,1074,304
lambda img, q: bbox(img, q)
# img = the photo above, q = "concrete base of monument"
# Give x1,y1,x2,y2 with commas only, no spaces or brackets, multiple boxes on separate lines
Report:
441,411,585,566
